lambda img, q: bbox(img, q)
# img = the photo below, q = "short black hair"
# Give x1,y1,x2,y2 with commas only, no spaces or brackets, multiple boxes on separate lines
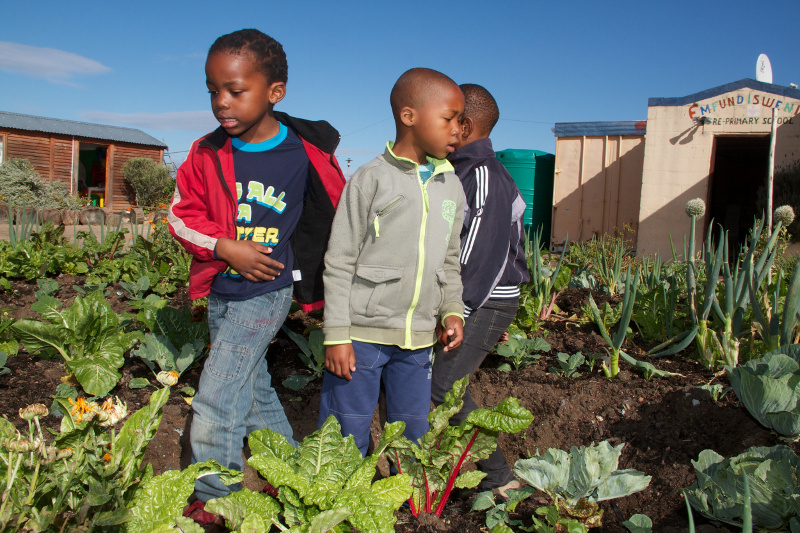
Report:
208,29,288,83
460,84,499,134
390,68,459,117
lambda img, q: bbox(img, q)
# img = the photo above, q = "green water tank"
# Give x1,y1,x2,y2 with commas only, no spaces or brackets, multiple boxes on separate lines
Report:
495,149,555,243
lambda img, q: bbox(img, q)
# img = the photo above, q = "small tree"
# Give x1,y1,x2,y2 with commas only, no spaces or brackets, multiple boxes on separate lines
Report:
123,157,175,208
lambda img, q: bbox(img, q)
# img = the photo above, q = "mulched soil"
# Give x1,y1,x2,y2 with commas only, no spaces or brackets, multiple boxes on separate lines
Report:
1,276,796,532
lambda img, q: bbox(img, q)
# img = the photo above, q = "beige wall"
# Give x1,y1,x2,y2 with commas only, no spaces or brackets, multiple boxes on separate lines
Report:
552,134,645,249
638,86,800,256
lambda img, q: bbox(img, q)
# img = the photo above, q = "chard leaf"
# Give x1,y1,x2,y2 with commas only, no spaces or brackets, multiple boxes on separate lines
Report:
206,488,281,531
294,416,361,482
453,469,486,489
465,397,535,433
12,319,69,359
370,473,412,507
623,513,652,533
249,455,310,498
30,294,64,323
124,460,242,533
307,507,351,533
336,487,397,533
239,513,267,533
248,427,296,461
67,356,121,397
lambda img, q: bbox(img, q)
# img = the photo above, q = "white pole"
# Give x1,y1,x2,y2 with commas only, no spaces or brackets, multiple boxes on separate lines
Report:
767,107,777,234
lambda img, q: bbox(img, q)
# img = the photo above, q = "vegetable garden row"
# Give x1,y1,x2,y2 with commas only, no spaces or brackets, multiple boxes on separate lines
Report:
1,199,800,532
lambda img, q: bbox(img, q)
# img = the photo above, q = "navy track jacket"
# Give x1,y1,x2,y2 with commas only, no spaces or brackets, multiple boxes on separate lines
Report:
449,138,530,315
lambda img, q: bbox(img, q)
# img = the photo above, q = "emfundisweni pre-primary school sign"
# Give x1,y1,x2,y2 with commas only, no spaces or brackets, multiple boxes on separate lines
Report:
551,78,800,256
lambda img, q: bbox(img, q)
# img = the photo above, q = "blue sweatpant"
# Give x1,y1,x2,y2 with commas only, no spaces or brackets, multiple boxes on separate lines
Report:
318,341,433,455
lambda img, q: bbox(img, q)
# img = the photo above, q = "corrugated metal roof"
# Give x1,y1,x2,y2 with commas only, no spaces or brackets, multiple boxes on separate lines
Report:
0,110,167,148
553,121,647,137
648,78,800,107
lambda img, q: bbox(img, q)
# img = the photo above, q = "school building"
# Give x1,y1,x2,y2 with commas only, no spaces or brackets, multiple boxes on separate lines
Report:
550,79,800,256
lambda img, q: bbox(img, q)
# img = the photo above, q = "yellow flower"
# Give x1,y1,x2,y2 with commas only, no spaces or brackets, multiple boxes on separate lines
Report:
161,217,168,224
69,397,98,423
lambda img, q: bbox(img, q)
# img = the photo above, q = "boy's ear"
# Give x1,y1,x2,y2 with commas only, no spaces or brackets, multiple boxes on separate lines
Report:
399,106,415,127
268,81,286,105
460,117,474,141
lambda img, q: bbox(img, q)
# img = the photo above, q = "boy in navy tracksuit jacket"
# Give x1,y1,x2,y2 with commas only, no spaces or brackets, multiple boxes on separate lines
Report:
430,84,529,498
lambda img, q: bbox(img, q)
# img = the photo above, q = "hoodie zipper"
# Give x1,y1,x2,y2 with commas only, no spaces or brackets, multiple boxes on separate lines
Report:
373,195,405,238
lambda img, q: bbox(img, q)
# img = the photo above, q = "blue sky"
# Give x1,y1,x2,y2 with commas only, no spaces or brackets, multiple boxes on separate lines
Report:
3,1,799,174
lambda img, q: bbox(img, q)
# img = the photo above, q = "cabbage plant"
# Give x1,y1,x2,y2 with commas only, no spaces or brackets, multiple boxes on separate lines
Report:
513,441,651,529
683,445,800,531
726,345,800,440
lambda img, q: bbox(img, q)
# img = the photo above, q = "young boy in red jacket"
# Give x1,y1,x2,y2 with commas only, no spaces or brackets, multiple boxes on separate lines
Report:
168,29,345,520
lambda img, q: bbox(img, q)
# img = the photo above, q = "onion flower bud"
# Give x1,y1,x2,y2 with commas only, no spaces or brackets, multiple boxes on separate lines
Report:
774,205,796,227
685,198,706,218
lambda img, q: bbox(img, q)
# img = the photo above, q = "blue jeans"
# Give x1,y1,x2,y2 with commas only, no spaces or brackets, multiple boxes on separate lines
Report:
190,286,296,501
319,341,433,456
431,297,519,488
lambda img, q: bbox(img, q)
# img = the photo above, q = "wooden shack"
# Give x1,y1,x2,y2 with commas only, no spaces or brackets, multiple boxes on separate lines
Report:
0,111,168,210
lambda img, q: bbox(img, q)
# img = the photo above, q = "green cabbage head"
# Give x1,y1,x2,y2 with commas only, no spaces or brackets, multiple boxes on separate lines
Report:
727,345,800,440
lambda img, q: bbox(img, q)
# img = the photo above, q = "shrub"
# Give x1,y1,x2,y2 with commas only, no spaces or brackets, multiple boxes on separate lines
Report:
0,158,82,210
123,157,175,208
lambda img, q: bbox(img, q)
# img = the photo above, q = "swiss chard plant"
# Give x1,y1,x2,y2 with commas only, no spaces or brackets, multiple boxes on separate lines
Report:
495,333,551,372
211,415,412,533
512,440,651,531
386,376,534,518
683,445,800,532
11,290,140,396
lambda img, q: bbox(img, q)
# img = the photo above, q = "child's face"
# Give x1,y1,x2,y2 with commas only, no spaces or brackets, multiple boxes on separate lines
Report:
412,85,465,160
205,51,285,143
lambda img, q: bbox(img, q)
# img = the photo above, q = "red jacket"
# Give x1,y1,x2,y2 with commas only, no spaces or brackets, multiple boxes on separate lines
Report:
168,112,345,310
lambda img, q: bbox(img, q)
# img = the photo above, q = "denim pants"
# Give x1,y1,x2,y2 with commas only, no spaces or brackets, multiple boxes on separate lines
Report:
190,286,296,501
430,297,519,488
319,341,433,456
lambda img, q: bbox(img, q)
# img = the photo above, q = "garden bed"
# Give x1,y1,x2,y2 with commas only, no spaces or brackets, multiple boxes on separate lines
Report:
1,276,793,532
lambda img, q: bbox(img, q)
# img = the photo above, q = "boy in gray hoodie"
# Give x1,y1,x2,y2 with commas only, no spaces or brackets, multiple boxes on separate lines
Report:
320,68,466,454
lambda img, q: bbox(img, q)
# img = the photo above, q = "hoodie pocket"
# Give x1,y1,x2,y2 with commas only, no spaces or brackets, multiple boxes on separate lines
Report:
434,268,447,312
352,265,404,317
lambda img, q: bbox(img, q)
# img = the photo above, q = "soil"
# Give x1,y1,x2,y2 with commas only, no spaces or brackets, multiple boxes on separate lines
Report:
1,276,795,532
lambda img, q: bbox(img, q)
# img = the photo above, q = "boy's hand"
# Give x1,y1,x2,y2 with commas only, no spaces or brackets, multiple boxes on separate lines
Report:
325,344,357,380
215,238,284,283
438,315,464,352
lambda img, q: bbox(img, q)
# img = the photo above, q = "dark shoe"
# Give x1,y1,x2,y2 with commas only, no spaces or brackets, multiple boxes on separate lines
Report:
183,500,225,528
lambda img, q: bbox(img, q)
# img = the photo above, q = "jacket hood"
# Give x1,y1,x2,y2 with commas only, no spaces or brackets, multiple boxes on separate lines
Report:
199,112,341,155
448,137,495,167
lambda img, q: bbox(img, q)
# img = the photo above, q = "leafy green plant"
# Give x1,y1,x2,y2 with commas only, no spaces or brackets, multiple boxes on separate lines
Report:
12,290,140,396
0,352,9,376
726,344,800,440
386,376,534,518
218,414,412,533
0,388,169,533
119,275,151,301
495,333,551,371
582,299,622,332
122,157,175,208
513,440,651,531
280,325,325,390
683,445,800,531
623,514,653,533
522,227,569,321
549,351,585,377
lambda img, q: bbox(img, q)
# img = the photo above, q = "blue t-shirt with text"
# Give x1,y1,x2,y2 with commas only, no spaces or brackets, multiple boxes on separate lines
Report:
210,123,310,300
